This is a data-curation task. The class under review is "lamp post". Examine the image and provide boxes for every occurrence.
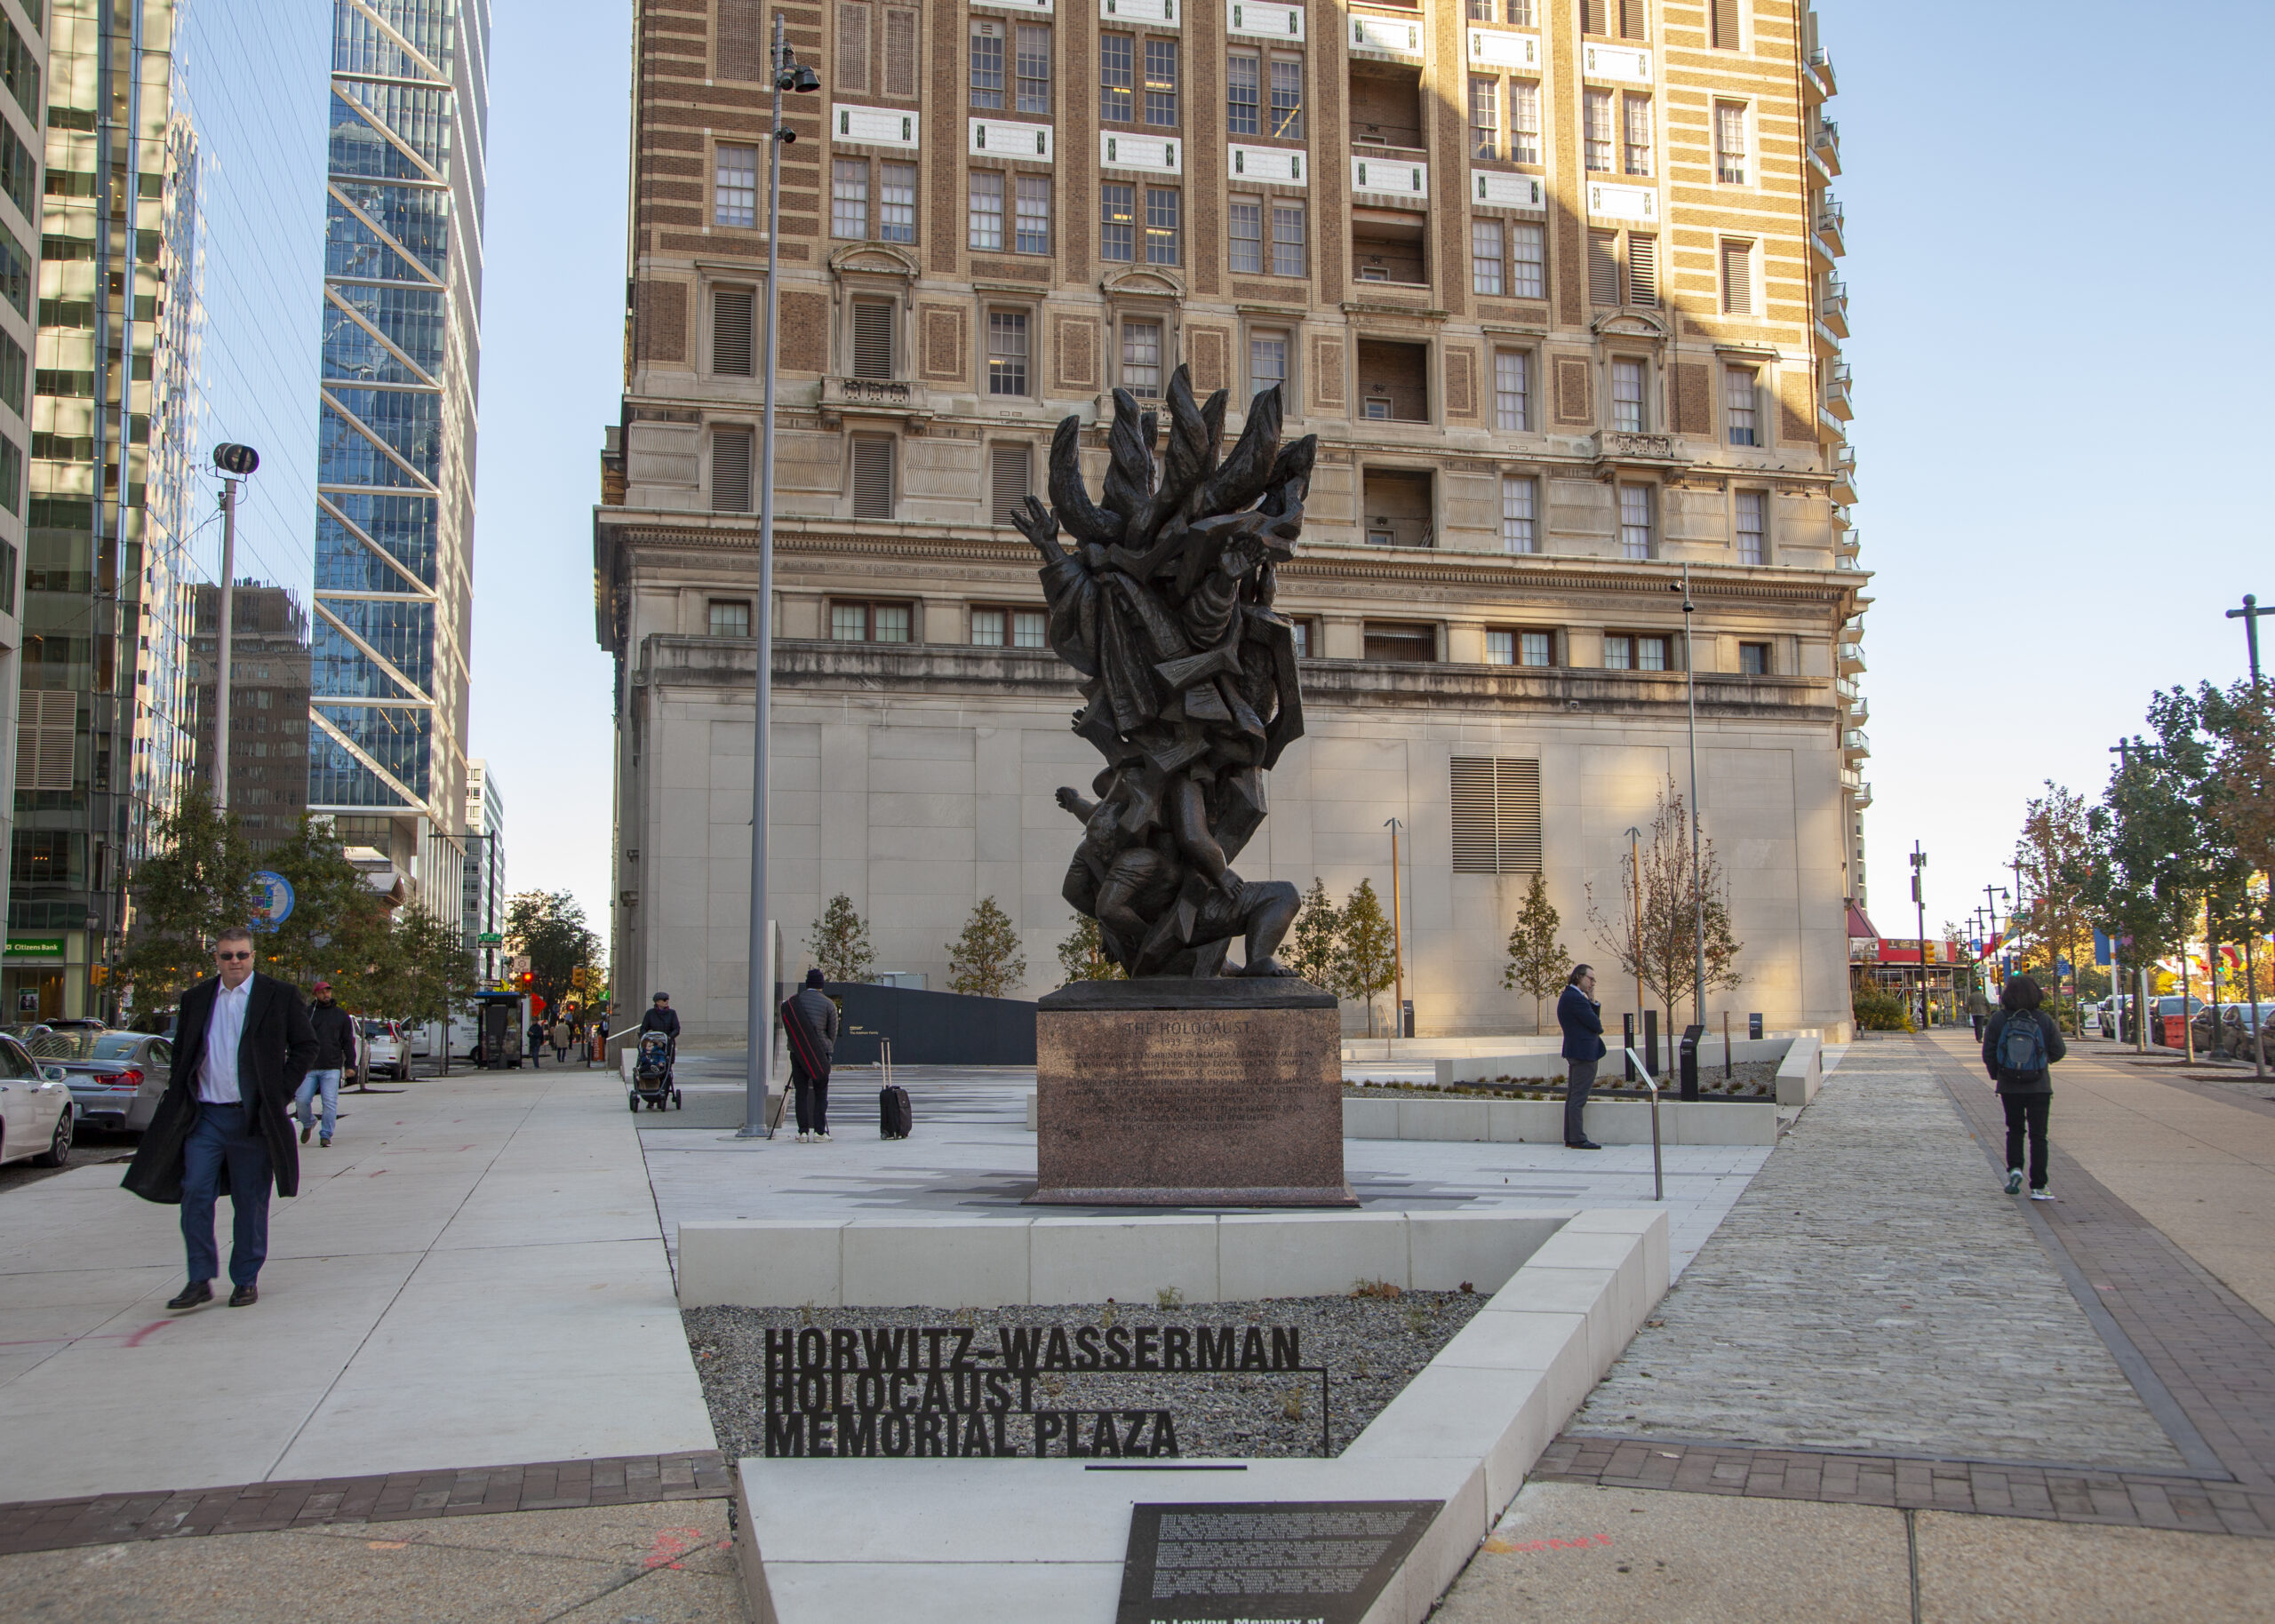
[1909,844,1928,1029]
[1384,816,1405,1042]
[1625,824,1645,1047]
[1983,883,2008,991]
[2228,593,2268,686]
[209,443,259,809]
[1672,566,1704,1023]
[739,21,823,1141]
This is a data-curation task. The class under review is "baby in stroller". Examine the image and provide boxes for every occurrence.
[630,1030,681,1111]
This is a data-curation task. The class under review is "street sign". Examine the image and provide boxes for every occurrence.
[477,932,504,945]
[251,871,295,929]
[510,954,531,975]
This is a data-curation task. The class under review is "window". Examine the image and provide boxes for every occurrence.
[851,438,896,518]
[713,286,755,378]
[714,145,758,227]
[971,606,1049,648]
[990,442,1033,524]
[1739,641,1771,676]
[833,600,911,641]
[969,171,1005,251]
[1364,622,1436,662]
[833,159,869,239]
[1145,187,1181,265]
[1509,81,1541,164]
[1622,93,1652,176]
[1363,399,1391,422]
[1469,76,1499,159]
[1449,757,1543,873]
[1017,23,1052,114]
[1250,330,1289,397]
[1715,102,1748,184]
[1603,634,1668,671]
[1494,351,1529,432]
[708,600,752,639]
[970,19,1004,108]
[1145,39,1178,126]
[988,310,1029,394]
[1626,234,1657,307]
[1100,183,1135,261]
[1467,0,1495,18]
[1099,34,1133,123]
[1617,484,1654,560]
[851,299,893,379]
[1500,473,1537,552]
[1228,53,1259,136]
[1712,0,1742,50]
[880,162,917,243]
[1015,176,1051,255]
[1230,198,1263,273]
[1510,222,1545,299]
[1486,629,1515,665]
[1520,630,1554,667]
[1122,320,1163,398]
[1611,359,1645,432]
[1270,57,1304,138]
[1289,619,1313,658]
[1472,219,1504,294]
[1272,204,1305,276]
[1720,239,1754,315]
[1588,229,1621,305]
[1726,366,1759,446]
[712,426,754,513]
[1584,90,1613,172]
[1736,490,1767,565]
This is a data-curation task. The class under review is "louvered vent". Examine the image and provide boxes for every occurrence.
[1626,235,1657,307]
[884,7,919,96]
[1720,240,1752,315]
[1449,757,1543,875]
[852,436,894,518]
[1587,231,1621,306]
[713,286,754,378]
[1712,0,1741,48]
[17,689,76,792]
[990,442,1032,524]
[837,0,872,93]
[852,300,894,379]
[711,426,754,513]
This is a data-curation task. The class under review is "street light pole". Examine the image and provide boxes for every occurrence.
[209,444,258,809]
[1625,824,1646,1042]
[1384,816,1404,1042]
[1675,564,1704,1024]
[2228,593,2267,686]
[1910,844,1928,1029]
[739,21,819,1140]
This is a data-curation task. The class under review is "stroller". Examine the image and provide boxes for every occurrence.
[630,1031,682,1111]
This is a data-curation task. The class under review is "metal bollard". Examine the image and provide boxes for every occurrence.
[1624,1047,1663,1202]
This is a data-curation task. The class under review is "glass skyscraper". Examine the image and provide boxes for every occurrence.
[311,0,488,907]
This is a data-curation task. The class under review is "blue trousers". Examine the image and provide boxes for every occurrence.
[295,1069,342,1139]
[180,1103,272,1288]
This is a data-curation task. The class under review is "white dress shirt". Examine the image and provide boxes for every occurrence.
[197,977,254,1104]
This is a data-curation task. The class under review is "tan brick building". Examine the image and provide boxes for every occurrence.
[595,0,1866,1039]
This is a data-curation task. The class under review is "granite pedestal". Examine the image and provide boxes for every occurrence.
[1028,978,1355,1206]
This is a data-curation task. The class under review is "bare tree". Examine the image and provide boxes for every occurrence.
[1585,777,1744,1036]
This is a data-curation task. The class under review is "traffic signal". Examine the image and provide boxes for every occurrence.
[519,970,534,990]
[571,966,587,988]
[87,964,108,986]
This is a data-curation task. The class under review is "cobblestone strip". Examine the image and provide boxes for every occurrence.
[1569,1046,2186,1471]
[1534,1436,2275,1538]
[0,1452,733,1557]
[1924,1040,2275,1491]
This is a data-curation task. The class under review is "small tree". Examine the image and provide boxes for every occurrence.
[386,905,479,1073]
[1055,913,1125,983]
[947,896,1027,998]
[807,894,877,983]
[1336,879,1398,1036]
[1585,777,1744,1037]
[505,890,603,1023]
[119,784,264,1013]
[1501,872,1571,1033]
[1286,878,1342,992]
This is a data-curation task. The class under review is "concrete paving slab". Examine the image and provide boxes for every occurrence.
[1912,1507,2275,1622]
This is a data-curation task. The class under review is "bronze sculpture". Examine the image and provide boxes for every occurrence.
[1012,366,1316,979]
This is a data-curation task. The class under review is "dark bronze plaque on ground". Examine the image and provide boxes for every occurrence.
[1115,1500,1441,1624]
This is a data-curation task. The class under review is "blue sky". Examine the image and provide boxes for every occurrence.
[175,0,2275,951]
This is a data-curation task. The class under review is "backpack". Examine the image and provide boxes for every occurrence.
[1998,1012,2048,1079]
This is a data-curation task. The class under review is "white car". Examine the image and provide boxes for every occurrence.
[359,1019,411,1081]
[0,1032,76,1168]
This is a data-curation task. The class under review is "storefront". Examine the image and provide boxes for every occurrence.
[3,932,86,1023]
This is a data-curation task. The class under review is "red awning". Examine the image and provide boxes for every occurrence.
[1847,903,1880,939]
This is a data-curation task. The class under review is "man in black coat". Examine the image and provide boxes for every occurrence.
[124,927,320,1310]
[1555,963,1607,1150]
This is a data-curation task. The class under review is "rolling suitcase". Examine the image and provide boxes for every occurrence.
[878,1039,911,1138]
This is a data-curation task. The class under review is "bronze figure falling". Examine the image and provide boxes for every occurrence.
[1011,366,1318,979]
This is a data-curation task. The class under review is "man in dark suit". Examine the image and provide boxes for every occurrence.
[124,926,319,1309]
[1556,963,1607,1151]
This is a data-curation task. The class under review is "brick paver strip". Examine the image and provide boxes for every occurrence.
[0,1452,732,1557]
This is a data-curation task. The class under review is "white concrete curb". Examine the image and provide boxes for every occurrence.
[732,1206,1671,1624]
[1775,1034,1824,1106]
[1343,1095,1777,1146]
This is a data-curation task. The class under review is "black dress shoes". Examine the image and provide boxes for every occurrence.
[1567,1140,1604,1150]
[167,1281,213,1310]
[229,1283,259,1308]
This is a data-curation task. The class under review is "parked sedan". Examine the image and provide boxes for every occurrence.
[26,1029,172,1134]
[361,1019,411,1081]
[0,1033,76,1168]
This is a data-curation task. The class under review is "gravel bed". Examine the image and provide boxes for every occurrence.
[1345,1058,1780,1100]
[685,1290,1489,1461]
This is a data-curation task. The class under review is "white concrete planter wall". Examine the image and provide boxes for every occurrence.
[1342,1095,1776,1146]
[1775,1034,1824,1106]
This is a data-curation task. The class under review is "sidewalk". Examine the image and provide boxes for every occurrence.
[0,1068,714,1505]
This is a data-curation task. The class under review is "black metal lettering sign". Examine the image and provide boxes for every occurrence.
[761,1321,1329,1457]
[1115,1501,1441,1624]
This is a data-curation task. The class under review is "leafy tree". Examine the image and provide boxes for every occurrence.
[946,896,1026,999]
[505,891,604,1022]
[1585,777,1744,1036]
[807,894,877,983]
[2014,783,2095,1021]
[1285,878,1342,992]
[1335,879,1398,1036]
[1500,872,1571,1033]
[1055,913,1126,983]
[119,784,263,1012]
[385,905,481,1072]
[256,816,397,1014]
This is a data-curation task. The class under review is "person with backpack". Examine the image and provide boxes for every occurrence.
[780,968,838,1143]
[1982,973,2065,1199]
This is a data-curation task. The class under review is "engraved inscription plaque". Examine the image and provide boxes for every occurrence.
[1115,1501,1442,1624]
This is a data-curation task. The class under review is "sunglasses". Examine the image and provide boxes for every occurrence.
[216,951,253,961]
